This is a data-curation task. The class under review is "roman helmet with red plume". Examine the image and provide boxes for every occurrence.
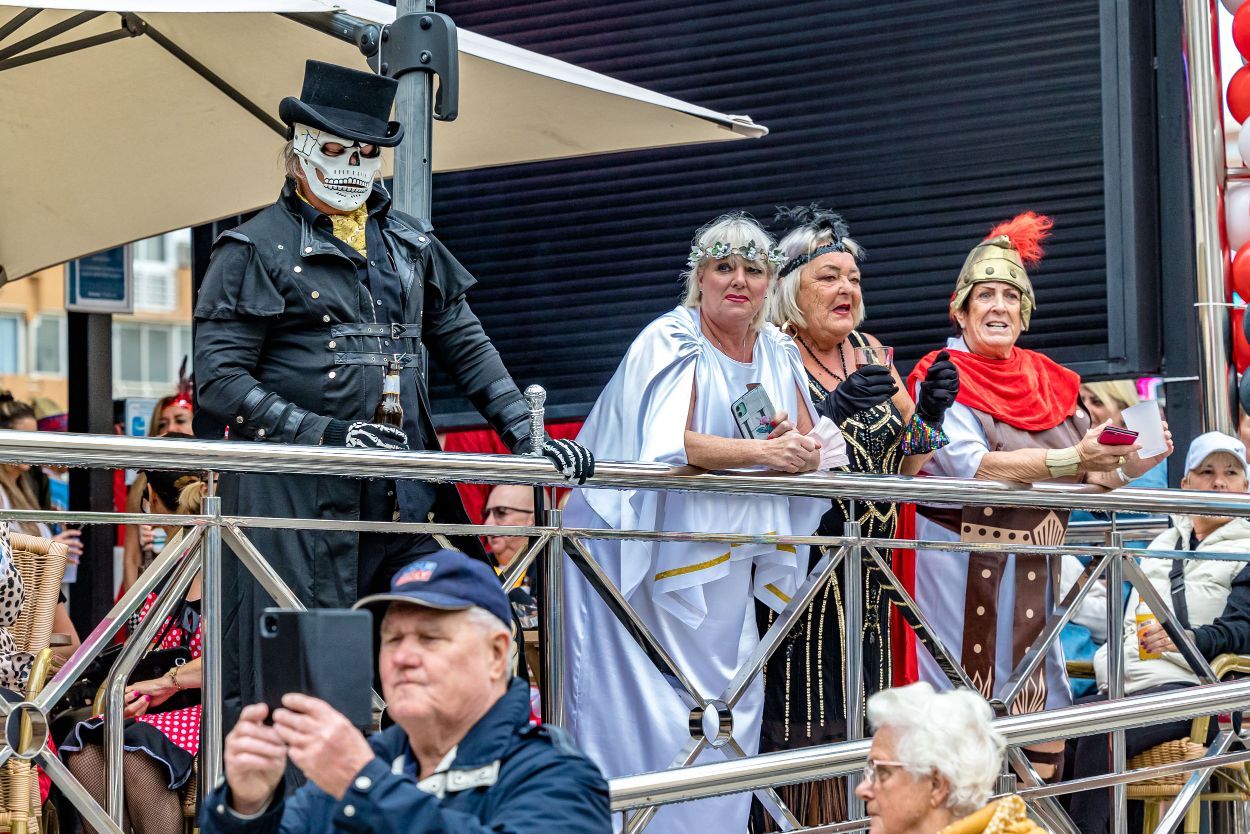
[949,211,1053,330]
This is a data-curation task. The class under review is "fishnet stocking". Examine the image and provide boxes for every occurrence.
[65,744,184,834]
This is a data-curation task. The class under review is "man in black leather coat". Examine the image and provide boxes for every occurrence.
[193,60,592,722]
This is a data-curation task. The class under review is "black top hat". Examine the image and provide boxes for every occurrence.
[279,60,404,147]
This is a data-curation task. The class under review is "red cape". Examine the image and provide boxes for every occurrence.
[907,345,1079,432]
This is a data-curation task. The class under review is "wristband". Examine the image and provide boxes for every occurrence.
[899,414,950,456]
[1045,447,1081,478]
[1114,466,1131,486]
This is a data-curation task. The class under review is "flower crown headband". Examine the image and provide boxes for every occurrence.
[687,240,786,269]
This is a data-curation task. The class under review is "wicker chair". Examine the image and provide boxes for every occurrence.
[1123,654,1250,834]
[1066,655,1250,834]
[0,532,67,834]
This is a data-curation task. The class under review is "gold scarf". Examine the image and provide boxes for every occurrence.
[939,796,1047,834]
[329,204,369,256]
[297,190,369,256]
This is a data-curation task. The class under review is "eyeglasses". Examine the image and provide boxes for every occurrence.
[482,506,533,523]
[861,758,908,786]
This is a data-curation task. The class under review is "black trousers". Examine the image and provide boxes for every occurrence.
[218,475,440,739]
[1063,682,1214,834]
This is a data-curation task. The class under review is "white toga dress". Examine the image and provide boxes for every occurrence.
[560,305,827,834]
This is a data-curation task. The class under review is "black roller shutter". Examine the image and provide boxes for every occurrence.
[428,0,1144,426]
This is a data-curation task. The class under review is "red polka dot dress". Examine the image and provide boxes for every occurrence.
[59,592,202,789]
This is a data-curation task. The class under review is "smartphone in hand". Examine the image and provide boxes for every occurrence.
[1098,425,1139,446]
[258,609,373,729]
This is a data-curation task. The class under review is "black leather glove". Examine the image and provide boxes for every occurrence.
[532,437,595,485]
[916,350,960,424]
[826,364,897,422]
[322,420,409,450]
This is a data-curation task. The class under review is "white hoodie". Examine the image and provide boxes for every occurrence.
[1094,515,1250,693]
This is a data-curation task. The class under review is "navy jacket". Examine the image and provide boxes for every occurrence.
[200,679,610,834]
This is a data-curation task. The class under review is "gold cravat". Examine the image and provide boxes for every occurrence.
[329,204,370,256]
[297,190,369,256]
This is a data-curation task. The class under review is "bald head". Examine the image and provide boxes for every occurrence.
[483,485,535,567]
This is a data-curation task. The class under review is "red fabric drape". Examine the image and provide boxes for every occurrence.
[439,420,584,525]
[891,503,919,685]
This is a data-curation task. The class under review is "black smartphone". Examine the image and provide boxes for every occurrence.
[258,609,373,729]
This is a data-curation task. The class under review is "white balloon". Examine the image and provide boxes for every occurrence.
[1241,123,1250,168]
[1229,183,1250,251]
[1223,0,1248,13]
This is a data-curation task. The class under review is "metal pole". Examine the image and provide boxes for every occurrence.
[391,0,435,221]
[1106,532,1126,834]
[542,508,565,727]
[843,517,864,818]
[524,384,563,723]
[1181,0,1234,434]
[201,487,224,790]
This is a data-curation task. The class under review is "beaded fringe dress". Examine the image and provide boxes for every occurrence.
[753,331,903,830]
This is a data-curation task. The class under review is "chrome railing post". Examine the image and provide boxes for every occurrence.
[843,516,864,818]
[542,507,565,726]
[1181,0,1234,434]
[524,384,566,726]
[1106,531,1127,834]
[202,477,224,790]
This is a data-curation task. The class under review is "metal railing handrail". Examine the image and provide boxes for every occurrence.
[608,678,1250,810]
[1,427,1242,833]
[0,429,1243,518]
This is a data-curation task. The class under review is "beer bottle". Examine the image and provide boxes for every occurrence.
[374,357,404,427]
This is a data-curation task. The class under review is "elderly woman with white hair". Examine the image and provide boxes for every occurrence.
[754,207,960,829]
[561,212,839,834]
[857,682,1046,834]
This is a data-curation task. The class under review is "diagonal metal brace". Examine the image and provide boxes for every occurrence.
[1151,730,1236,834]
[996,555,1110,712]
[565,537,704,709]
[717,545,845,710]
[1006,747,1080,834]
[1122,558,1218,684]
[864,546,977,692]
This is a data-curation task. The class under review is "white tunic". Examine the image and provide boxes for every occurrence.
[913,338,1072,711]
[561,306,826,833]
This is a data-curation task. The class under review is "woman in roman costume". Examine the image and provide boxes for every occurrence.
[906,212,1171,780]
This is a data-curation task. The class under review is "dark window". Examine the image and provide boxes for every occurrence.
[417,1,1150,425]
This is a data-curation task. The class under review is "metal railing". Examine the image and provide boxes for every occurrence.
[1,427,1249,834]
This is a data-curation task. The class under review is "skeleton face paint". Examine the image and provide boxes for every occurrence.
[291,124,382,212]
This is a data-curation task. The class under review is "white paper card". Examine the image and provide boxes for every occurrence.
[807,416,850,470]
[1122,400,1167,458]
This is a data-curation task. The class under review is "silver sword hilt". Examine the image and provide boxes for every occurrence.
[524,385,547,457]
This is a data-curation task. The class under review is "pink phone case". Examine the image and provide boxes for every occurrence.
[1098,426,1139,445]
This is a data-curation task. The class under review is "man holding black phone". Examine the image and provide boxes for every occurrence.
[200,549,610,834]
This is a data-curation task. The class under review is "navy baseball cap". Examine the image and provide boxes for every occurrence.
[353,549,511,628]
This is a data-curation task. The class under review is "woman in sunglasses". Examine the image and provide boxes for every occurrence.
[855,682,1044,834]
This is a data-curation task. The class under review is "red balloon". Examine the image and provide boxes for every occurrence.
[1235,244,1250,301]
[1237,4,1250,60]
[1230,66,1250,124]
[1235,308,1250,373]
